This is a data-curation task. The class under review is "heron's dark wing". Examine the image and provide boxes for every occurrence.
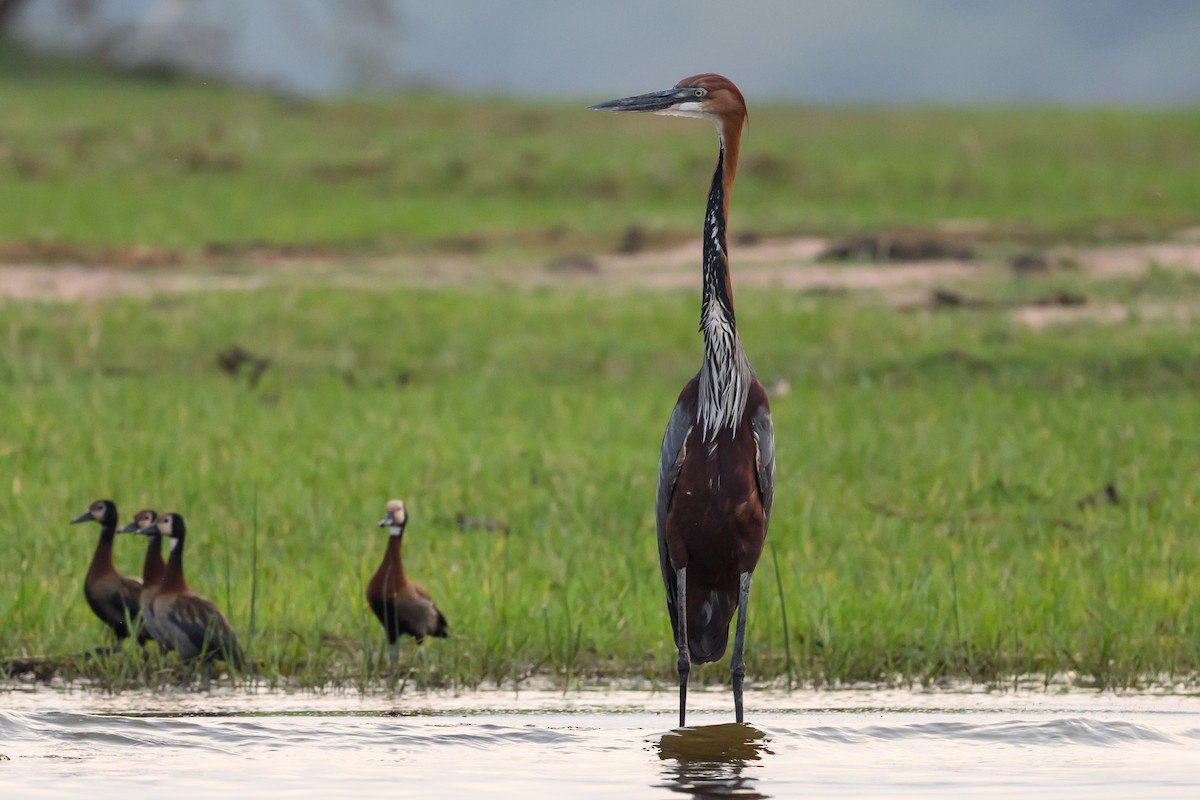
[656,400,693,548]
[656,385,696,636]
[751,402,776,529]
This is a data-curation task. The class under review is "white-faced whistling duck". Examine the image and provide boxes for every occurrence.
[138,512,244,686]
[70,499,148,651]
[367,500,449,676]
[592,75,776,726]
[118,508,168,651]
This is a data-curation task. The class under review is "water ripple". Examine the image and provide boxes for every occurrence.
[793,716,1180,747]
[4,702,1200,799]
[2,710,586,755]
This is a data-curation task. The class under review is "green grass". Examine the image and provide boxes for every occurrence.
[2,41,1199,693]
[2,271,1200,691]
[1,40,1198,254]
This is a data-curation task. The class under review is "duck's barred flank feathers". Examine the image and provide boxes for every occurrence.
[367,590,450,645]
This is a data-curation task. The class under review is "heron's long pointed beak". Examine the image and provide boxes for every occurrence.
[589,88,681,113]
[70,511,91,524]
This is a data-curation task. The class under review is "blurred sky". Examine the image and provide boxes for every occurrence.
[403,0,1200,104]
[12,0,1200,104]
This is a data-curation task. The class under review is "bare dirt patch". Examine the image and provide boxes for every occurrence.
[4,238,1200,331]
[0,265,272,301]
[1014,301,1197,329]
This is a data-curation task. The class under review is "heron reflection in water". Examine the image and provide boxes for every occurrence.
[655,722,772,799]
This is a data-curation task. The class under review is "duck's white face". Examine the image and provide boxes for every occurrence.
[379,499,408,534]
[71,499,116,526]
[141,512,180,538]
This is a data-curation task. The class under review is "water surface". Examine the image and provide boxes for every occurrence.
[3,687,1198,798]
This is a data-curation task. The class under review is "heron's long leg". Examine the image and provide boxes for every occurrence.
[675,566,690,729]
[731,571,752,724]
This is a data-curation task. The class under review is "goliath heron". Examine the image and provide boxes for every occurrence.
[591,74,776,727]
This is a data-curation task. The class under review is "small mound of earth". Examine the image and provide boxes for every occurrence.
[819,235,975,262]
[546,254,600,274]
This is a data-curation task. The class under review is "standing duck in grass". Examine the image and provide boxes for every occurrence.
[138,512,244,685]
[119,508,167,651]
[70,499,146,651]
[367,500,449,677]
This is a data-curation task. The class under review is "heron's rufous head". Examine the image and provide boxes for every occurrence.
[589,73,746,137]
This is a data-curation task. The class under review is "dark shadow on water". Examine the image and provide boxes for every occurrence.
[654,722,772,799]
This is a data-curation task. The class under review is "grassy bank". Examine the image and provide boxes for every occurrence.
[2,41,1199,255]
[3,41,1198,693]
[2,270,1199,691]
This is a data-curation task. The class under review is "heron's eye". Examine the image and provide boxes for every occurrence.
[694,89,705,98]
